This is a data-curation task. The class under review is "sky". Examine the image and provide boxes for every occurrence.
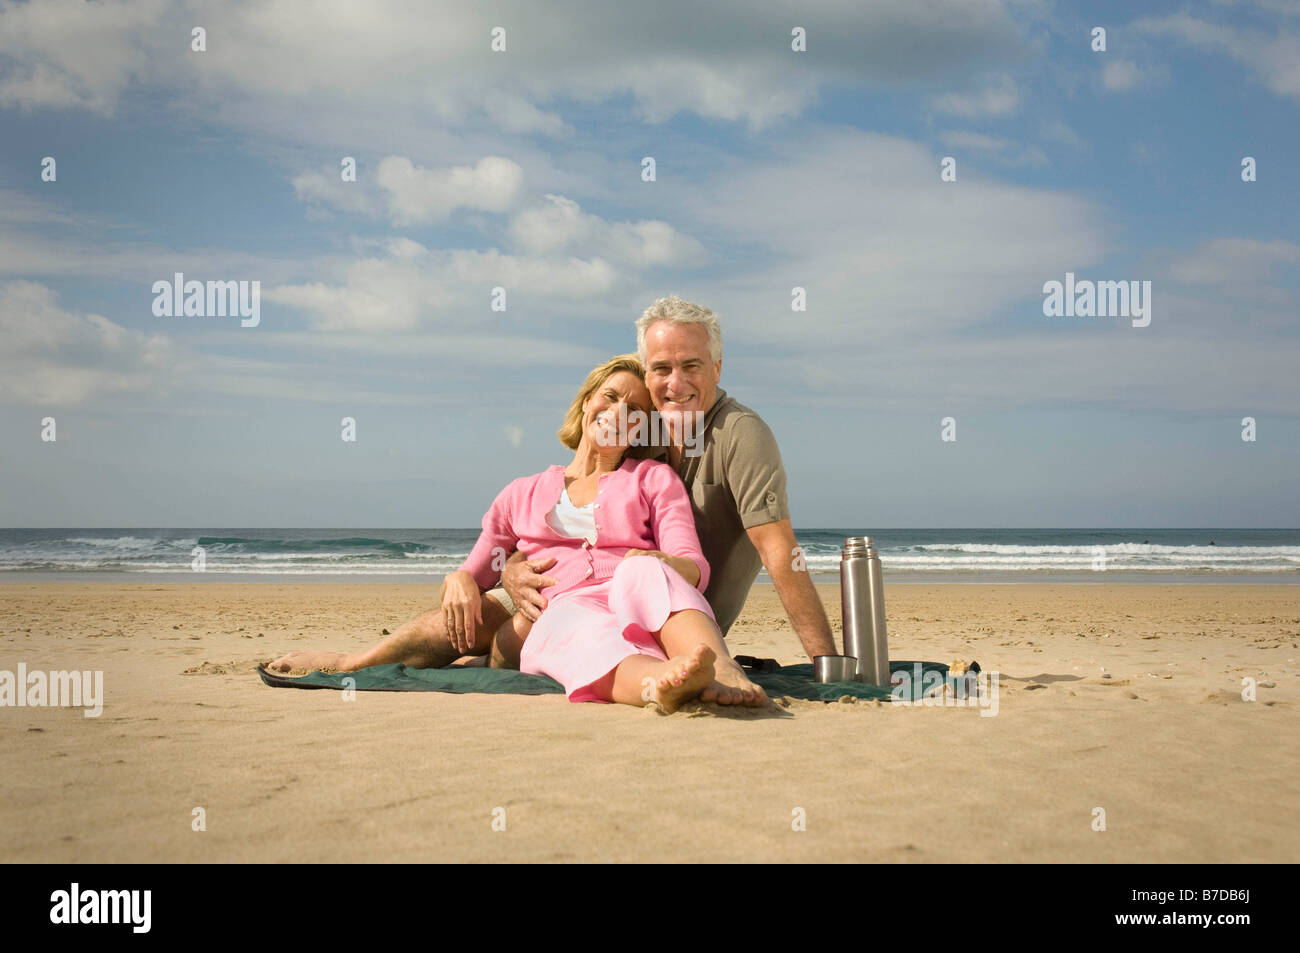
[0,0,1297,528]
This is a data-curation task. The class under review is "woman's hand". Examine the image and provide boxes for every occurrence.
[623,548,663,560]
[441,570,483,656]
[623,549,700,588]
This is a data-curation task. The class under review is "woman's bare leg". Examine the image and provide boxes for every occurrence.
[656,608,767,706]
[605,644,715,712]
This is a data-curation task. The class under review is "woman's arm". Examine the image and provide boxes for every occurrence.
[639,462,710,592]
[624,548,700,587]
[459,479,523,591]
[450,477,525,652]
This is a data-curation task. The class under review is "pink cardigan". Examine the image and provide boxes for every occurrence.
[459,457,710,601]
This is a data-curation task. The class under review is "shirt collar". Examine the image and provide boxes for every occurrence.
[701,388,729,429]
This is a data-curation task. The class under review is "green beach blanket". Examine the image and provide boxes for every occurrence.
[257,660,955,703]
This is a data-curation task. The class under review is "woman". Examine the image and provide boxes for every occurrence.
[441,355,757,711]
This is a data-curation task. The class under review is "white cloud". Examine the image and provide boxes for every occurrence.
[375,156,524,226]
[932,74,1019,117]
[0,0,167,115]
[288,157,705,269]
[1101,59,1142,91]
[1040,119,1085,150]
[1210,0,1300,17]
[291,168,382,217]
[508,194,707,266]
[1159,238,1300,287]
[0,189,104,228]
[939,130,1045,165]
[687,127,1106,347]
[264,241,621,332]
[715,225,1300,416]
[481,91,573,137]
[616,59,818,130]
[940,131,1012,152]
[0,281,175,404]
[740,327,1300,417]
[291,155,526,223]
[0,224,323,289]
[1135,13,1300,101]
[0,0,1028,132]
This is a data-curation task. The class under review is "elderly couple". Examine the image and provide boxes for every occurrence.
[270,296,836,711]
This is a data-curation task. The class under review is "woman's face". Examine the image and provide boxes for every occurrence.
[583,370,652,450]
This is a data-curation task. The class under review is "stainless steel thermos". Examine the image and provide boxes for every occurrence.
[840,536,890,685]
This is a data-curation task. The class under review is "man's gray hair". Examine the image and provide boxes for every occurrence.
[636,295,723,364]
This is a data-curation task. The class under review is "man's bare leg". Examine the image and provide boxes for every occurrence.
[656,608,767,707]
[268,593,514,674]
[699,651,767,706]
[488,612,532,670]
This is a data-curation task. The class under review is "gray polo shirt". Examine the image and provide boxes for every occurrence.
[672,390,790,635]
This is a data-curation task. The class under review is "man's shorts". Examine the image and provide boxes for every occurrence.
[485,587,516,616]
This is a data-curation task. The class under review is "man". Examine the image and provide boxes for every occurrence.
[270,296,836,702]
[634,296,836,653]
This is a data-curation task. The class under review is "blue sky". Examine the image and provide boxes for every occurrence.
[1,0,1297,528]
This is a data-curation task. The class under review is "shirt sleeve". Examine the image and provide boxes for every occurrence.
[458,479,521,591]
[722,413,791,530]
[642,462,710,592]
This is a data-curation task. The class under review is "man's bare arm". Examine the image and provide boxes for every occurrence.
[746,518,837,659]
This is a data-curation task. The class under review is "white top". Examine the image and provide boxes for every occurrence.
[546,485,597,543]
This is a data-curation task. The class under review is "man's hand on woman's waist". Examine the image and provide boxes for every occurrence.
[501,549,558,622]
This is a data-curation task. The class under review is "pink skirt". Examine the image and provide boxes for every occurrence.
[520,555,716,702]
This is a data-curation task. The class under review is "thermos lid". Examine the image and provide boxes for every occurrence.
[842,536,876,556]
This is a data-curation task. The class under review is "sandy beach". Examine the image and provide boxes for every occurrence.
[2,581,1297,863]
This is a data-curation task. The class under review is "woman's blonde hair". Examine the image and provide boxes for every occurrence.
[557,354,647,451]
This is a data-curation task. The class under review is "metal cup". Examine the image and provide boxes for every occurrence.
[814,655,859,684]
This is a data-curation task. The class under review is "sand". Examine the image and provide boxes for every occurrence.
[2,581,1297,863]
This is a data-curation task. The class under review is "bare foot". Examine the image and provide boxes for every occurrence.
[267,650,352,674]
[701,659,768,707]
[653,645,716,713]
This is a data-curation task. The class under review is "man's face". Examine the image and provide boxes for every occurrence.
[643,321,721,419]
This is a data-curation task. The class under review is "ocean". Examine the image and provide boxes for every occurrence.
[1,528,1296,583]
